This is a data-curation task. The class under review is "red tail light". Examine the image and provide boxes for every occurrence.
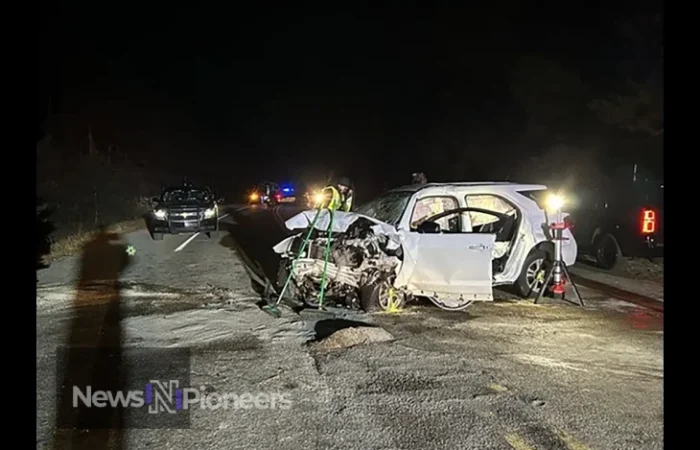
[641,208,656,234]
[563,216,574,229]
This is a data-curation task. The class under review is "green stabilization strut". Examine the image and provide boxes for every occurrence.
[262,208,335,317]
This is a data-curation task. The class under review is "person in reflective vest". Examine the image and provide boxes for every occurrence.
[319,176,354,212]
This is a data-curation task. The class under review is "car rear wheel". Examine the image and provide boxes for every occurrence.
[594,233,625,271]
[514,250,549,298]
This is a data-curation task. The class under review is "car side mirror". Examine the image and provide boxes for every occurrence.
[417,221,440,234]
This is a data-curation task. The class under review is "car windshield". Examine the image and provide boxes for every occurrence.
[354,191,413,226]
[162,189,209,202]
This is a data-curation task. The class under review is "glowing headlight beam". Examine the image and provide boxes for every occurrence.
[154,209,166,219]
[545,194,565,212]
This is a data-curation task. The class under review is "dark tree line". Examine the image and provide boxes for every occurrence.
[37,6,662,206]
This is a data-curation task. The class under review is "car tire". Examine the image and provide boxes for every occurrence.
[594,233,625,271]
[152,232,163,241]
[360,279,403,312]
[514,250,550,298]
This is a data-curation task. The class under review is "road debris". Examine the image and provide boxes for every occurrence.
[312,325,394,350]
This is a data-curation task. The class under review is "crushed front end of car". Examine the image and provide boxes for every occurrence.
[272,211,403,311]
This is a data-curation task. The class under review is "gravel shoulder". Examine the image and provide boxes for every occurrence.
[571,257,664,302]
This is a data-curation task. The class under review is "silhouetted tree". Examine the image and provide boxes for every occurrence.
[589,12,663,137]
[510,55,591,141]
[589,79,663,137]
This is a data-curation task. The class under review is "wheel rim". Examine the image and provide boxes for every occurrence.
[525,258,546,293]
[377,282,402,310]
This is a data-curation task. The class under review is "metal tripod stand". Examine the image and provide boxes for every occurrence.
[534,209,584,306]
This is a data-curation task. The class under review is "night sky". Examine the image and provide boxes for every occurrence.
[37,4,663,199]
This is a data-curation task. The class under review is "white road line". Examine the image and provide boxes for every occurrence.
[173,212,230,253]
[272,205,287,230]
[174,233,200,252]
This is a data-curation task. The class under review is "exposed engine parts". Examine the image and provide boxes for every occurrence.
[279,218,402,310]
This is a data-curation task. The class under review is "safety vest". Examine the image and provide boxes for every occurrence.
[320,186,352,212]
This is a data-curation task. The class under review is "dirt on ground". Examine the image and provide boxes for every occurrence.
[577,255,664,284]
[312,326,395,351]
[620,257,664,283]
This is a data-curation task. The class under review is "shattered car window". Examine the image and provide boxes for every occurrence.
[353,191,413,226]
[410,196,459,229]
[465,194,516,227]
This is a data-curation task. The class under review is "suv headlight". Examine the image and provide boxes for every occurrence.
[204,207,216,219]
[154,209,167,219]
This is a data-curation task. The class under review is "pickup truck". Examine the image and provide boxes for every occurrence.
[572,170,663,270]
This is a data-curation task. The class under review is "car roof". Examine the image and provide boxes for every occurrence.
[388,182,548,193]
[163,185,208,192]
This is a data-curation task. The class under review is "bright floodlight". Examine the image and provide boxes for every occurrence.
[546,194,565,211]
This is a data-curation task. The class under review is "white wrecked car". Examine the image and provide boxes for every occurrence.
[272,182,577,311]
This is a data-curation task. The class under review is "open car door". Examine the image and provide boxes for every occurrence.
[401,207,512,310]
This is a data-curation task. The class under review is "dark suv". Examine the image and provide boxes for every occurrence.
[149,186,222,240]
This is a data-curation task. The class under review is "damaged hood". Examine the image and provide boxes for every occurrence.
[273,210,402,254]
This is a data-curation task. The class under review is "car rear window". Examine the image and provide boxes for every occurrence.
[516,189,549,209]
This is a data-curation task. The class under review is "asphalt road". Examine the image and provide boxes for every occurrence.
[36,204,664,450]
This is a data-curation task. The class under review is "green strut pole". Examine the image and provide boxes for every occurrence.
[317,209,335,310]
[274,208,323,306]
